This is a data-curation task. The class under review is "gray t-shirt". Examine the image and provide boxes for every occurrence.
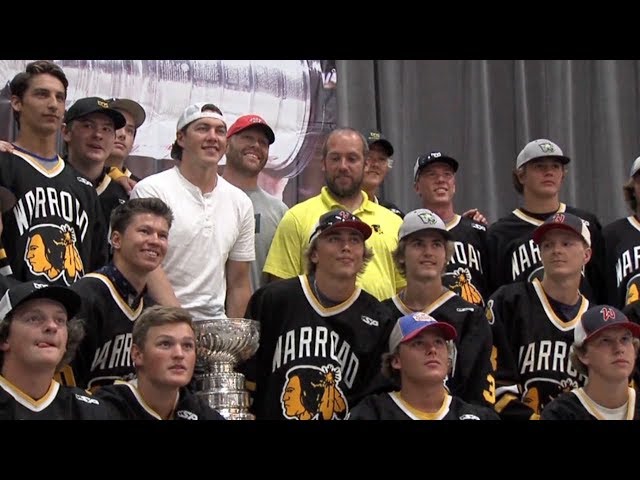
[244,187,288,291]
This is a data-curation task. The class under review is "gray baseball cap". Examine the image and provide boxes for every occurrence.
[516,139,570,169]
[398,208,452,241]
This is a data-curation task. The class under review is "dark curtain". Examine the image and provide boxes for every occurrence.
[336,60,640,226]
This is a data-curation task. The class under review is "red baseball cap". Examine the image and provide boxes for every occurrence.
[227,114,275,145]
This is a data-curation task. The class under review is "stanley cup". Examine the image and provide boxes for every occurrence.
[193,318,260,420]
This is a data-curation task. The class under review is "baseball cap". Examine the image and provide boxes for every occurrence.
[413,152,459,181]
[309,209,372,244]
[364,129,393,157]
[64,97,126,130]
[532,212,591,247]
[107,98,146,129]
[398,208,452,242]
[176,102,226,131]
[516,139,570,169]
[171,102,226,160]
[0,281,82,320]
[629,156,640,178]
[574,305,640,347]
[227,114,275,145]
[388,312,457,352]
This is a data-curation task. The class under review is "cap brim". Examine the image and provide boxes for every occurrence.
[532,223,582,245]
[18,286,82,319]
[369,139,394,157]
[67,108,126,131]
[415,156,459,180]
[402,227,452,242]
[403,322,457,343]
[109,99,146,129]
[313,221,372,243]
[583,321,640,345]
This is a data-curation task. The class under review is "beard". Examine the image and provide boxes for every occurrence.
[325,172,363,199]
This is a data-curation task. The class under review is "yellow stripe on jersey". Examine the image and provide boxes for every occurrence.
[512,202,567,226]
[532,278,588,331]
[83,273,144,320]
[12,150,65,177]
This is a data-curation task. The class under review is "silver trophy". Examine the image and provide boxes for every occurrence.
[193,318,260,420]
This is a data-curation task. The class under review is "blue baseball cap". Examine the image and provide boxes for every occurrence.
[388,312,457,352]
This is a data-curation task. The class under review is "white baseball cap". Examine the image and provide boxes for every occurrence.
[516,139,570,169]
[398,208,452,242]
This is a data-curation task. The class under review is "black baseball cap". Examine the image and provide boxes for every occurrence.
[413,152,459,180]
[106,98,146,129]
[0,281,82,320]
[364,129,394,157]
[64,97,126,130]
[309,209,372,244]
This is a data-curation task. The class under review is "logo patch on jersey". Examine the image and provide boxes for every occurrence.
[471,223,486,231]
[24,223,84,285]
[75,393,99,405]
[77,176,93,187]
[485,299,494,325]
[625,274,640,305]
[459,414,480,420]
[281,364,348,420]
[523,377,579,415]
[361,315,379,327]
[444,268,484,306]
[176,410,198,420]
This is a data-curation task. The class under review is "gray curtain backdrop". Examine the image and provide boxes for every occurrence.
[336,60,640,226]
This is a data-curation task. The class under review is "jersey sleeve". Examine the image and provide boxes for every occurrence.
[487,288,538,420]
[455,308,496,407]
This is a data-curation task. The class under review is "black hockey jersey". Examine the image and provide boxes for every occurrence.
[383,291,495,407]
[541,387,640,420]
[442,214,489,306]
[0,149,108,286]
[486,203,605,303]
[603,216,640,308]
[240,275,394,420]
[0,376,110,420]
[488,279,590,420]
[96,171,129,229]
[95,380,225,420]
[349,391,499,420]
[70,266,152,390]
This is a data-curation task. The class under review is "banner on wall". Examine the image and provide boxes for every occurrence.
[0,60,337,206]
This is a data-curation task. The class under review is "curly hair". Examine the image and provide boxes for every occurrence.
[304,236,374,276]
[0,310,85,373]
[382,339,456,386]
[569,337,640,377]
[392,236,455,278]
[623,178,637,213]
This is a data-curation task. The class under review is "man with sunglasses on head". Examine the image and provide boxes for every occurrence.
[241,209,394,420]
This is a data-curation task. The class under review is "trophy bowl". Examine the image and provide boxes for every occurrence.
[193,318,260,420]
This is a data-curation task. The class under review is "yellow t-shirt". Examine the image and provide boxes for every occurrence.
[263,187,405,300]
